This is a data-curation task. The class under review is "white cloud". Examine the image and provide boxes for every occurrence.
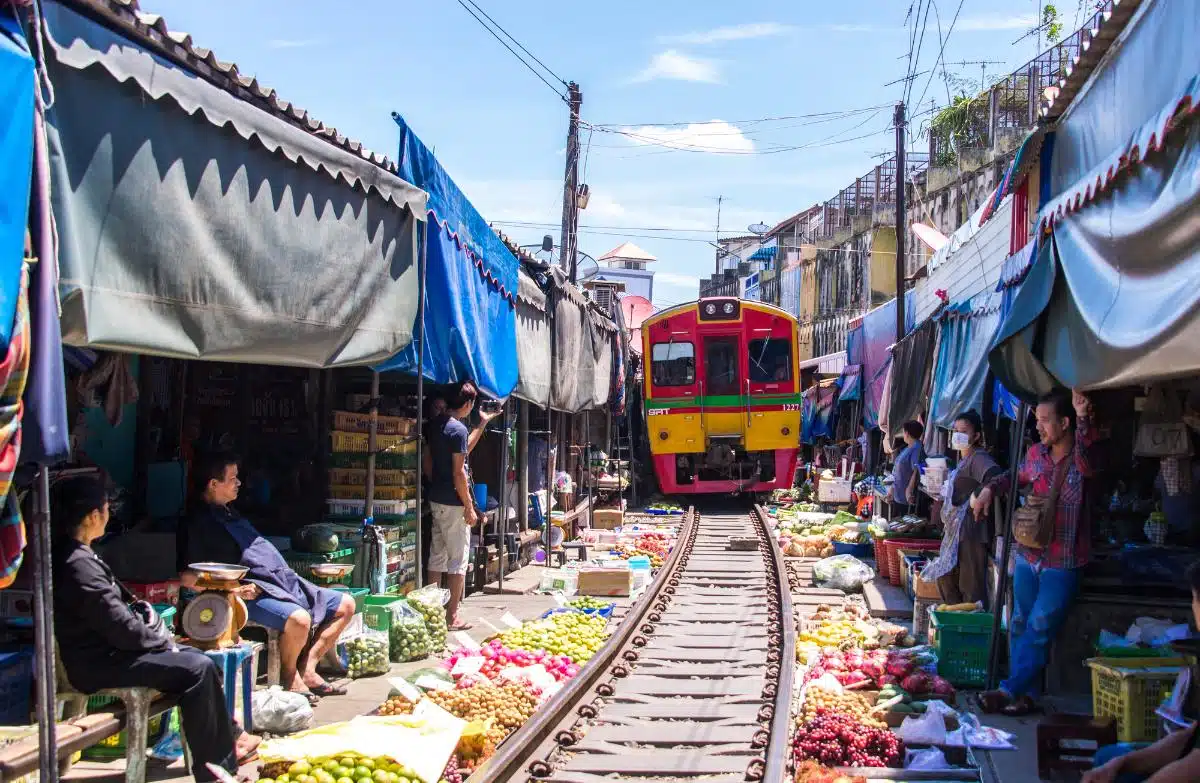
[956,13,1037,31]
[631,50,722,84]
[618,120,755,153]
[266,38,320,49]
[657,22,793,46]
[655,272,702,287]
[828,23,877,32]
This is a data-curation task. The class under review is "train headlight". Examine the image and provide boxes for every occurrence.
[658,431,669,441]
[723,302,735,314]
[781,427,791,436]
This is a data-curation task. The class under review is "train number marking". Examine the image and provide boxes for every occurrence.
[782,404,800,412]
[647,408,669,416]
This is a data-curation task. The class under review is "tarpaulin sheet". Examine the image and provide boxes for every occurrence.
[835,364,861,403]
[993,112,1200,398]
[513,269,550,405]
[885,319,937,437]
[931,293,1002,427]
[0,15,34,354]
[859,292,915,430]
[375,115,518,398]
[802,381,838,444]
[548,268,614,413]
[1048,0,1200,200]
[991,284,1023,421]
[42,4,427,367]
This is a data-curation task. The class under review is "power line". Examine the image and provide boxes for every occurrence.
[586,104,893,130]
[495,220,741,234]
[905,0,934,106]
[914,0,966,112]
[585,119,891,157]
[458,0,568,87]
[452,0,566,101]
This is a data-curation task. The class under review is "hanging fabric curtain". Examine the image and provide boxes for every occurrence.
[42,4,427,367]
[513,269,550,405]
[802,381,838,444]
[835,364,862,403]
[886,319,938,437]
[931,293,1003,427]
[858,292,915,429]
[548,268,615,413]
[990,242,1036,421]
[0,13,34,356]
[376,114,519,398]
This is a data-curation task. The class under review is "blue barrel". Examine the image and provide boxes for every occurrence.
[473,483,488,509]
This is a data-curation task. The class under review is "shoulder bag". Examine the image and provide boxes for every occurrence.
[1012,451,1071,550]
[110,565,175,649]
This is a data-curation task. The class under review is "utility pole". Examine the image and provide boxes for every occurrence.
[560,82,583,282]
[714,195,724,276]
[893,101,907,343]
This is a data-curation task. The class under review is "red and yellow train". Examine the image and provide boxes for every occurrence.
[641,297,801,495]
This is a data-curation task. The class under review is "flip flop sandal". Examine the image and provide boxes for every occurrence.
[448,622,474,632]
[310,682,348,697]
[1000,696,1040,717]
[291,690,321,705]
[976,691,1010,714]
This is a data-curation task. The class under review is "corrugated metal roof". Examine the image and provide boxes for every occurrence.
[56,0,402,176]
[1040,0,1144,122]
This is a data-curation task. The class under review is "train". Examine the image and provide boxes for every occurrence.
[641,296,802,495]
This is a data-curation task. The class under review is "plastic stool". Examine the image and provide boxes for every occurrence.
[203,643,260,732]
[1036,713,1118,779]
[551,542,588,567]
[246,622,282,687]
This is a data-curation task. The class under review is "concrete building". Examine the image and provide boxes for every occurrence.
[590,242,657,303]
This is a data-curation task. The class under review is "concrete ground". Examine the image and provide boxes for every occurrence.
[62,581,579,783]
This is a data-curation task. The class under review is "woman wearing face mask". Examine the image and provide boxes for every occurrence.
[921,411,1011,605]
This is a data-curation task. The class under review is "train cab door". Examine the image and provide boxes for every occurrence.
[701,335,742,436]
[745,327,801,452]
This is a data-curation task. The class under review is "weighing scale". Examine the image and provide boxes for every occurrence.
[182,562,249,649]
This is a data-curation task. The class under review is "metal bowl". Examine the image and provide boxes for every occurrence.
[310,563,355,578]
[189,562,250,580]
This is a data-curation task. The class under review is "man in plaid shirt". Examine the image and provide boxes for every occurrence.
[981,389,1098,716]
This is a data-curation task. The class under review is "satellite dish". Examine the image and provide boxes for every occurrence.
[748,222,771,235]
[577,255,599,280]
[620,295,654,329]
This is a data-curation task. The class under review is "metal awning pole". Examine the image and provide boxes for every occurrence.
[496,401,511,593]
[544,282,557,562]
[365,371,379,521]
[986,402,1029,690]
[414,222,428,587]
[32,467,57,783]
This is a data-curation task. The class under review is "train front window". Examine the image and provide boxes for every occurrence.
[704,337,741,396]
[651,342,695,386]
[749,338,792,382]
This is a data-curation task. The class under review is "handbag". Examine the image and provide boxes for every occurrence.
[1012,451,1071,550]
[116,578,175,649]
[1135,385,1193,458]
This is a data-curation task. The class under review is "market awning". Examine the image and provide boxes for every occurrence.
[850,293,915,429]
[748,244,777,262]
[0,14,32,355]
[549,268,616,413]
[931,293,1002,427]
[799,351,846,374]
[835,364,861,403]
[513,268,550,406]
[886,318,937,437]
[43,3,428,368]
[374,115,519,399]
[802,379,838,444]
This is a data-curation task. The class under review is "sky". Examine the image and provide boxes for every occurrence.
[141,0,1084,309]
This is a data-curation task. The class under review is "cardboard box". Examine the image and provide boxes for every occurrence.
[591,508,624,530]
[577,567,632,597]
[817,478,852,503]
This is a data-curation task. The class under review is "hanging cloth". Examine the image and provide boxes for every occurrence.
[76,353,138,427]
[920,465,970,583]
[0,267,31,588]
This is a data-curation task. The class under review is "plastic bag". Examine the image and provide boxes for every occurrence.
[1126,617,1191,647]
[339,628,391,678]
[905,747,952,770]
[812,554,876,592]
[407,585,451,652]
[252,686,314,735]
[894,709,948,745]
[385,600,432,662]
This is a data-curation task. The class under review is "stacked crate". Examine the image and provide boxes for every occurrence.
[328,410,419,593]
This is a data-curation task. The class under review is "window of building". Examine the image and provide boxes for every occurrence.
[651,342,695,386]
[748,338,792,382]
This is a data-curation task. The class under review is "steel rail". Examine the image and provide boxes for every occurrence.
[467,503,796,783]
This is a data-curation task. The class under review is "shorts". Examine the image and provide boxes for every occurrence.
[245,587,345,632]
[428,502,472,575]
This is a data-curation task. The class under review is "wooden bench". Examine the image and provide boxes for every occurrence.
[0,694,179,782]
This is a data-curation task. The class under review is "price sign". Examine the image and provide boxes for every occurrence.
[500,612,523,629]
[450,655,486,677]
[387,677,422,703]
[454,631,482,651]
[414,674,454,692]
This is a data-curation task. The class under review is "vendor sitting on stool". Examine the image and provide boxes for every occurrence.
[1082,562,1200,782]
[177,452,355,704]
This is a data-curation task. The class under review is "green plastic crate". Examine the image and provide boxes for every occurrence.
[362,595,405,633]
[330,452,418,470]
[929,610,994,688]
[333,587,369,614]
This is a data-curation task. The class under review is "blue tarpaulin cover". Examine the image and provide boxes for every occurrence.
[857,293,915,429]
[377,115,519,399]
[0,14,33,354]
[802,381,838,444]
[930,293,1003,427]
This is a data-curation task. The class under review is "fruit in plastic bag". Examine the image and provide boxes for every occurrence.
[387,601,432,662]
[342,630,390,678]
[407,585,451,652]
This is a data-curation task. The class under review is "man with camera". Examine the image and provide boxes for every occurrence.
[426,381,499,630]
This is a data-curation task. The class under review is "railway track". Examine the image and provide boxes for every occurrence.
[469,504,795,783]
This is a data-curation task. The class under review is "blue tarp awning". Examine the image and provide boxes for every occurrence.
[376,115,519,399]
[856,292,915,429]
[0,14,34,354]
[835,364,861,403]
[930,293,1003,427]
[748,245,777,262]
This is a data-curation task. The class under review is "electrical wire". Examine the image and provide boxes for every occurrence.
[452,0,566,101]
[458,0,568,88]
[914,0,966,112]
[905,0,934,106]
[584,115,891,157]
[586,104,893,130]
[495,220,741,234]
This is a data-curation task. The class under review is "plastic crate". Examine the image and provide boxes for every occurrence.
[0,652,32,725]
[1087,657,1189,742]
[332,411,414,436]
[326,498,410,517]
[330,431,417,454]
[333,587,369,614]
[929,610,994,688]
[832,541,873,558]
[882,538,942,585]
[330,452,418,470]
[362,595,405,632]
[328,468,416,487]
[329,484,415,502]
[283,547,356,574]
[84,713,166,759]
